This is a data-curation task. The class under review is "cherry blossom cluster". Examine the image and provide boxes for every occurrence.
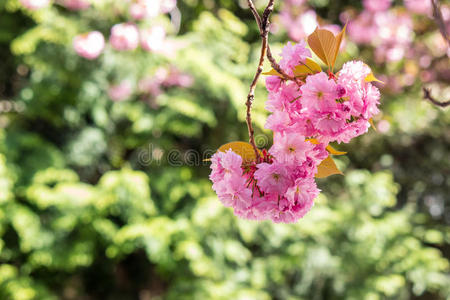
[264,44,380,144]
[210,40,381,223]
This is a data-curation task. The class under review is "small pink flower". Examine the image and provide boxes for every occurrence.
[279,41,311,75]
[286,177,318,212]
[254,162,292,195]
[270,133,315,164]
[265,110,292,133]
[140,26,166,52]
[265,76,282,92]
[110,23,139,51]
[73,31,105,60]
[300,72,338,112]
[108,81,133,101]
[19,0,50,10]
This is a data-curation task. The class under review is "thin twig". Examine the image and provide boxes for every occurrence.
[423,87,450,107]
[247,1,297,83]
[431,0,450,46]
[247,0,262,31]
[245,0,274,160]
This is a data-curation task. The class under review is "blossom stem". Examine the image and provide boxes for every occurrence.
[245,0,275,161]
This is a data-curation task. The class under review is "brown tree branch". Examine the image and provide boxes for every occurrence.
[245,0,275,161]
[431,0,450,46]
[246,1,297,83]
[423,87,450,107]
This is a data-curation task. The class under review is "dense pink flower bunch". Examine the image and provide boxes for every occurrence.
[210,39,381,223]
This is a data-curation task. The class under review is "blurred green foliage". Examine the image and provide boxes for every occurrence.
[0,0,449,299]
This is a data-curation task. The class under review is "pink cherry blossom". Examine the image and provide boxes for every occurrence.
[300,72,338,112]
[270,133,315,164]
[254,162,292,195]
[73,31,105,60]
[285,177,319,216]
[279,41,311,75]
[265,76,282,93]
[264,110,292,133]
[110,23,139,51]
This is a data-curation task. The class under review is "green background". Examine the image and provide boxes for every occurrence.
[0,0,449,299]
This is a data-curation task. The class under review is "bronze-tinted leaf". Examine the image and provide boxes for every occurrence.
[307,28,336,68]
[365,73,384,84]
[326,145,347,155]
[306,138,346,155]
[217,141,260,164]
[293,58,322,76]
[332,23,347,68]
[262,69,282,77]
[369,118,377,132]
[315,156,343,178]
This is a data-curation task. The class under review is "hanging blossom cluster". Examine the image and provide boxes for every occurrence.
[210,26,382,223]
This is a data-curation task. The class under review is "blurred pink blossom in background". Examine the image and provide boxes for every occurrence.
[73,31,105,60]
[363,0,392,12]
[404,0,432,16]
[61,0,90,10]
[279,9,317,41]
[110,23,139,51]
[108,81,133,101]
[138,67,193,98]
[346,11,377,44]
[19,0,50,10]
[160,0,177,13]
[347,9,413,63]
[140,26,166,52]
